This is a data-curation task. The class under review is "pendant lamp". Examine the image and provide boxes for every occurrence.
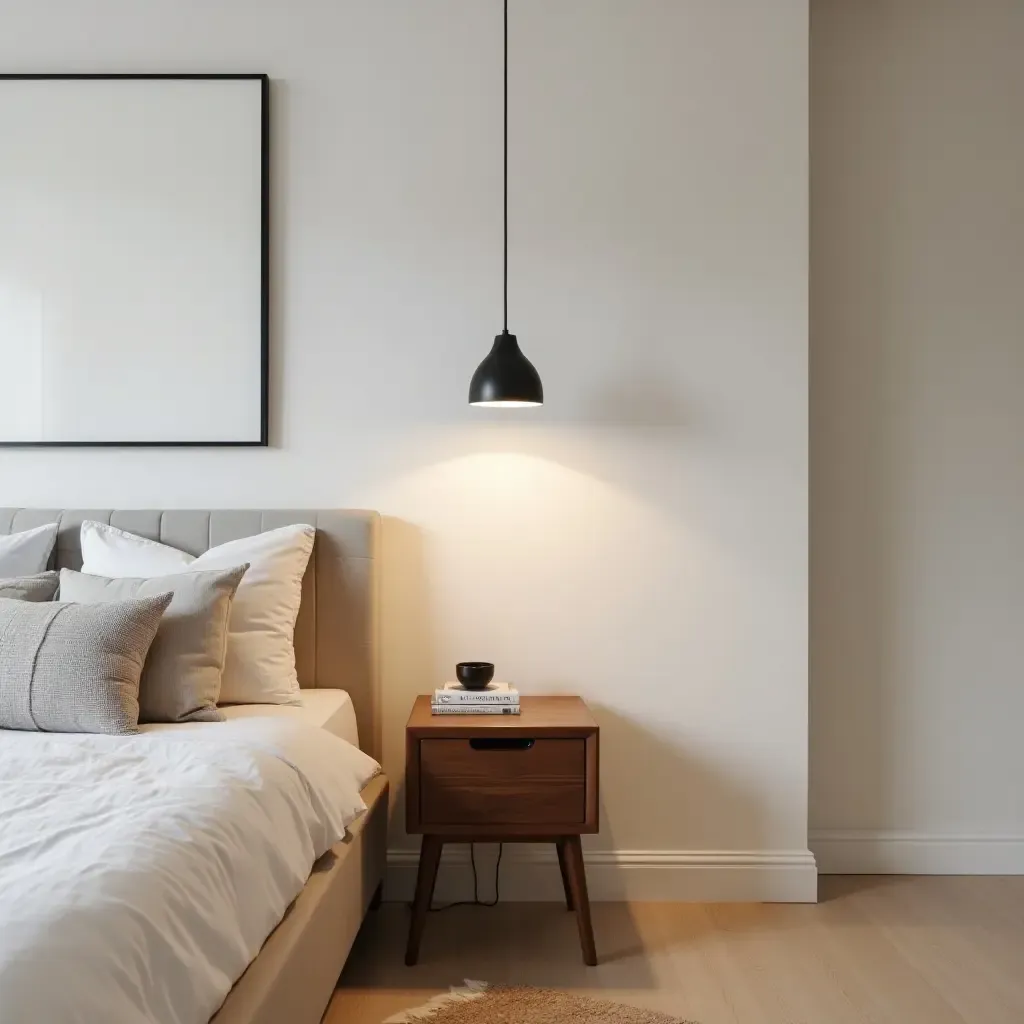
[469,0,544,407]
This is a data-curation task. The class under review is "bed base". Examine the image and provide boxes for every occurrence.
[210,774,389,1024]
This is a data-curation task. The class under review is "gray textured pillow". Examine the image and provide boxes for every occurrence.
[0,593,171,734]
[0,571,60,602]
[59,565,249,724]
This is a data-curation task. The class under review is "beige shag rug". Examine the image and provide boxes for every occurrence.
[383,981,696,1024]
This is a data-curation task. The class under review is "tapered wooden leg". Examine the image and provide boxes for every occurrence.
[369,881,383,910]
[563,835,597,965]
[556,838,575,911]
[405,836,443,965]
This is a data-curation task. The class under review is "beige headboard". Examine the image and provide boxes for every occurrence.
[0,508,381,759]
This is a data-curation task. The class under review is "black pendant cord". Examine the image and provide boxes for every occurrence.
[503,0,508,334]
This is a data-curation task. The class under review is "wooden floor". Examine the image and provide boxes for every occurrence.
[326,876,1024,1024]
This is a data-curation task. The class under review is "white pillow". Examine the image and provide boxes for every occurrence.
[0,523,58,577]
[80,521,316,705]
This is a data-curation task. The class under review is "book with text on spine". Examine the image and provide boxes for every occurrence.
[433,681,519,705]
[430,703,521,715]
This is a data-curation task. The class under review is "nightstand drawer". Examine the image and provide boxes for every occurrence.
[419,737,586,826]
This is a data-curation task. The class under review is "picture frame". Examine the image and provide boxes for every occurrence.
[0,73,269,446]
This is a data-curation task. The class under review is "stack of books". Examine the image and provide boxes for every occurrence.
[431,681,521,715]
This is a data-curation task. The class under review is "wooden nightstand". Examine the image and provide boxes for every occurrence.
[404,694,599,966]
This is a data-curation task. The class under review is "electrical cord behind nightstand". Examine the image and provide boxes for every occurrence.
[428,843,503,912]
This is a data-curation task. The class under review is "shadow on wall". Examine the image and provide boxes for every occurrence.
[379,515,437,843]
[585,703,768,863]
[807,0,899,843]
[267,77,291,449]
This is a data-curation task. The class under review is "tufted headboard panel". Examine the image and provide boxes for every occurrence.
[0,508,381,759]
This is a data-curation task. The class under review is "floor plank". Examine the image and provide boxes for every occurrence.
[325,876,1024,1024]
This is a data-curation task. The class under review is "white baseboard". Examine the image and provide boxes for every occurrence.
[384,846,818,903]
[810,830,1024,874]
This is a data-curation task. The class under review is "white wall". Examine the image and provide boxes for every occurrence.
[0,0,811,899]
[811,0,1024,873]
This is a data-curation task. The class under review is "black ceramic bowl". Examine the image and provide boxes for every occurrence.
[456,662,495,690]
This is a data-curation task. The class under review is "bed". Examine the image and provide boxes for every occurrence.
[0,507,388,1024]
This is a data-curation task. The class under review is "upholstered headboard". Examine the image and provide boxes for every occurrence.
[0,508,381,759]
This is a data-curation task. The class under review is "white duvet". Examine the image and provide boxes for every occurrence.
[0,718,380,1024]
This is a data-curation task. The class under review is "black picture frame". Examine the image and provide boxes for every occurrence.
[0,73,270,447]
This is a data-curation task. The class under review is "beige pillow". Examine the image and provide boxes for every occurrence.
[0,571,59,602]
[80,521,314,705]
[59,565,248,724]
[0,593,171,734]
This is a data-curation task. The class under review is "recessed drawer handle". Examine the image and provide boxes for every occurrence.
[469,738,536,751]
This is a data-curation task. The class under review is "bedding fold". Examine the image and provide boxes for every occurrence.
[0,718,380,1024]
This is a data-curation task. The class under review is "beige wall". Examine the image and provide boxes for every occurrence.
[0,1,811,898]
[811,0,1024,871]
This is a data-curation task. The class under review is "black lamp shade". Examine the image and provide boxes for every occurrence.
[469,331,544,406]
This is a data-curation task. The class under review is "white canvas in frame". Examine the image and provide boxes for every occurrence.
[0,75,267,445]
